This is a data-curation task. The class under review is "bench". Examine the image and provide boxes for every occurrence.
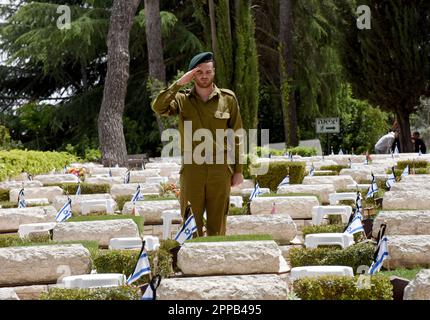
[329,192,357,205]
[230,196,243,208]
[81,199,116,215]
[304,233,355,249]
[290,266,354,281]
[161,210,183,240]
[61,274,126,289]
[311,205,352,225]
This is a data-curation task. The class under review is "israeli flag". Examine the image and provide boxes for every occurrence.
[249,182,262,201]
[338,149,344,155]
[401,165,409,179]
[131,184,145,203]
[278,175,290,188]
[174,213,198,245]
[18,188,26,208]
[419,145,422,156]
[331,147,334,155]
[394,143,399,155]
[366,175,378,199]
[142,284,154,300]
[64,165,68,174]
[348,158,352,169]
[55,198,72,222]
[27,173,33,181]
[109,169,113,178]
[355,192,363,213]
[344,214,364,235]
[76,183,81,196]
[369,236,389,275]
[385,167,396,189]
[309,164,315,176]
[124,170,131,184]
[127,243,151,285]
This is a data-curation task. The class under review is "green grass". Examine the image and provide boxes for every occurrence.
[380,268,422,280]
[188,234,273,243]
[68,214,144,235]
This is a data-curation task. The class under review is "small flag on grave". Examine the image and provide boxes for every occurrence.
[127,241,151,285]
[385,167,396,190]
[141,275,161,300]
[27,173,32,181]
[338,149,344,155]
[401,165,409,179]
[355,191,363,214]
[131,184,145,204]
[277,175,289,189]
[394,143,399,155]
[270,202,277,214]
[309,164,315,176]
[366,174,378,199]
[76,182,81,196]
[109,169,113,178]
[344,210,364,235]
[18,188,26,208]
[55,197,72,222]
[124,170,131,184]
[369,224,389,275]
[249,182,262,201]
[174,203,198,245]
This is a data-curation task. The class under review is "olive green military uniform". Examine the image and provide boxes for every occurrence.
[151,81,243,236]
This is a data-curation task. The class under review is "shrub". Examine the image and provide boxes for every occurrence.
[313,171,337,176]
[293,274,393,300]
[254,161,306,191]
[0,189,9,202]
[44,183,110,195]
[0,150,78,182]
[302,224,345,238]
[229,206,247,215]
[289,242,374,272]
[397,160,428,170]
[319,165,348,174]
[387,168,429,176]
[40,286,141,300]
[286,146,317,157]
[92,240,176,286]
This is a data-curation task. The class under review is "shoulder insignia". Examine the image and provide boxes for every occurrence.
[219,88,236,97]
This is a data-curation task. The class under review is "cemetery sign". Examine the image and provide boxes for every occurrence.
[316,117,340,133]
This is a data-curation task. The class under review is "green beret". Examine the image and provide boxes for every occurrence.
[188,52,214,71]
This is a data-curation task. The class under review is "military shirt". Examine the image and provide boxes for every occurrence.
[151,81,244,174]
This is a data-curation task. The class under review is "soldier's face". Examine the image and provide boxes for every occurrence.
[194,62,215,88]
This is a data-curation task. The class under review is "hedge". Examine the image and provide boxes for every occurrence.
[293,274,393,300]
[313,171,337,176]
[319,165,348,174]
[255,146,317,157]
[254,161,306,191]
[0,150,78,182]
[386,168,429,176]
[396,160,428,170]
[44,183,110,195]
[0,189,9,202]
[40,286,141,300]
[289,242,374,272]
[92,239,178,286]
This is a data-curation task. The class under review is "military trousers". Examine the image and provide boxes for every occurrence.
[179,163,232,237]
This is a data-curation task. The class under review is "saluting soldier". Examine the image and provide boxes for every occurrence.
[152,52,244,236]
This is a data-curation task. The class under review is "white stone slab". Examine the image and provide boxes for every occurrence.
[230,179,255,195]
[110,183,160,198]
[26,198,50,206]
[226,215,297,244]
[109,237,143,250]
[383,191,430,210]
[390,183,430,191]
[229,196,243,208]
[0,244,91,286]
[242,188,271,197]
[53,219,140,247]
[122,200,180,224]
[10,186,63,203]
[90,167,128,177]
[373,211,430,237]
[53,194,115,214]
[290,266,354,281]
[329,192,357,205]
[277,184,335,204]
[129,169,161,183]
[145,176,168,185]
[34,174,79,185]
[404,269,430,300]
[339,168,373,182]
[250,196,319,219]
[18,222,57,238]
[177,240,284,276]
[0,288,19,300]
[81,198,116,215]
[0,180,43,190]
[61,274,126,289]
[302,175,356,191]
[385,235,430,269]
[0,206,57,232]
[84,176,123,185]
[157,274,289,300]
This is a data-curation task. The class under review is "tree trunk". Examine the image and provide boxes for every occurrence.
[396,110,413,153]
[98,0,141,167]
[144,0,165,139]
[279,0,298,146]
[208,0,218,55]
